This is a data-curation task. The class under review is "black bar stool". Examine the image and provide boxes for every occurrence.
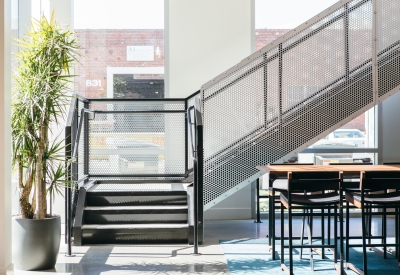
[280,171,343,275]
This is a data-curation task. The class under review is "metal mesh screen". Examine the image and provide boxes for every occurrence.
[377,0,400,97]
[201,0,399,208]
[87,101,186,176]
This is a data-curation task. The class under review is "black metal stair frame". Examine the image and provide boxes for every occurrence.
[73,182,189,245]
[66,93,203,246]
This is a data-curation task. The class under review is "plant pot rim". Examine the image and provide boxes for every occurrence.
[12,214,61,220]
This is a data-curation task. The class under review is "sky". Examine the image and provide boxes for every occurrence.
[255,0,338,29]
[74,0,339,29]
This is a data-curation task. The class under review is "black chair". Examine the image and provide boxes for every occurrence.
[267,163,314,260]
[345,171,400,275]
[280,171,343,275]
[328,162,374,264]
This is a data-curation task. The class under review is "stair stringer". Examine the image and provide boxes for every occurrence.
[203,83,400,211]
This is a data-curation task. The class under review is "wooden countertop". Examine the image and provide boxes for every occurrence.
[256,164,400,175]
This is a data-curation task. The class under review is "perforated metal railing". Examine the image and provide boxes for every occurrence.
[200,0,400,209]
[65,94,199,247]
[70,96,200,182]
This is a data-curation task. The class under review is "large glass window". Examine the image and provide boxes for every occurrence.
[74,0,164,99]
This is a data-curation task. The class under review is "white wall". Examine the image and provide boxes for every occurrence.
[0,0,12,271]
[165,0,255,219]
[165,0,254,98]
[204,183,253,220]
[382,89,400,163]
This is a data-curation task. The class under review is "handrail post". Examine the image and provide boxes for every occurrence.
[65,125,72,251]
[83,102,90,176]
[254,178,262,223]
[65,97,78,257]
[193,97,203,255]
[189,97,203,256]
[197,123,204,248]
[193,157,199,255]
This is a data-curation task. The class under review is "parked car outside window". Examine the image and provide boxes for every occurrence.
[310,128,365,148]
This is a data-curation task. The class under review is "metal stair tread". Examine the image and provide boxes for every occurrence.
[82,223,189,230]
[87,190,188,197]
[88,183,189,193]
[85,205,188,211]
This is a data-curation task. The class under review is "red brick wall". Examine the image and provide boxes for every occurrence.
[75,29,164,98]
[255,29,289,50]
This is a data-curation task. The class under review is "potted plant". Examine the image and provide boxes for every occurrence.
[11,12,80,271]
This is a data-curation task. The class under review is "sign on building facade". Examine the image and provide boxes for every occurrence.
[126,46,154,61]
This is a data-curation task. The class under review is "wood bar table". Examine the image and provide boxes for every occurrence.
[256,164,400,275]
[256,164,400,177]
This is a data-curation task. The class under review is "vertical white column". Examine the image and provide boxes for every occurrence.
[165,0,254,98]
[0,0,12,272]
[50,0,72,28]
[49,0,73,225]
[165,0,255,219]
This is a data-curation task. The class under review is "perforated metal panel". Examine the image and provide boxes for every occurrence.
[377,0,400,97]
[87,101,186,176]
[201,0,400,209]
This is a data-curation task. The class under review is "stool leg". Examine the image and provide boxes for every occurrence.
[346,200,350,264]
[310,208,314,238]
[396,206,399,262]
[321,207,325,259]
[396,206,400,264]
[328,207,331,246]
[281,203,285,268]
[367,204,372,247]
[362,205,368,275]
[306,212,314,271]
[289,206,294,274]
[334,205,338,264]
[340,196,344,272]
[271,189,276,260]
[383,205,387,259]
[300,209,306,259]
[268,188,273,246]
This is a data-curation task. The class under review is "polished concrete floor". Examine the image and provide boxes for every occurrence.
[4,217,397,275]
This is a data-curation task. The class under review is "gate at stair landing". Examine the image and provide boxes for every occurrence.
[199,0,400,210]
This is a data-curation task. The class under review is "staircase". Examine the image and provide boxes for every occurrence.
[200,0,400,210]
[74,183,190,245]
[67,0,400,245]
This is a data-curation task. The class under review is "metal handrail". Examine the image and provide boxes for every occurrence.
[186,97,203,255]
[65,99,91,256]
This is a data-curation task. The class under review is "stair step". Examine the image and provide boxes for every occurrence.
[87,191,187,197]
[81,223,188,244]
[84,205,188,224]
[86,195,187,206]
[85,205,188,212]
[83,223,188,230]
[87,183,188,194]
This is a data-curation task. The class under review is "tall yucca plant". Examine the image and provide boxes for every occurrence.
[12,12,80,219]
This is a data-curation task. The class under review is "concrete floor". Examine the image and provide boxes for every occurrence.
[4,217,396,275]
